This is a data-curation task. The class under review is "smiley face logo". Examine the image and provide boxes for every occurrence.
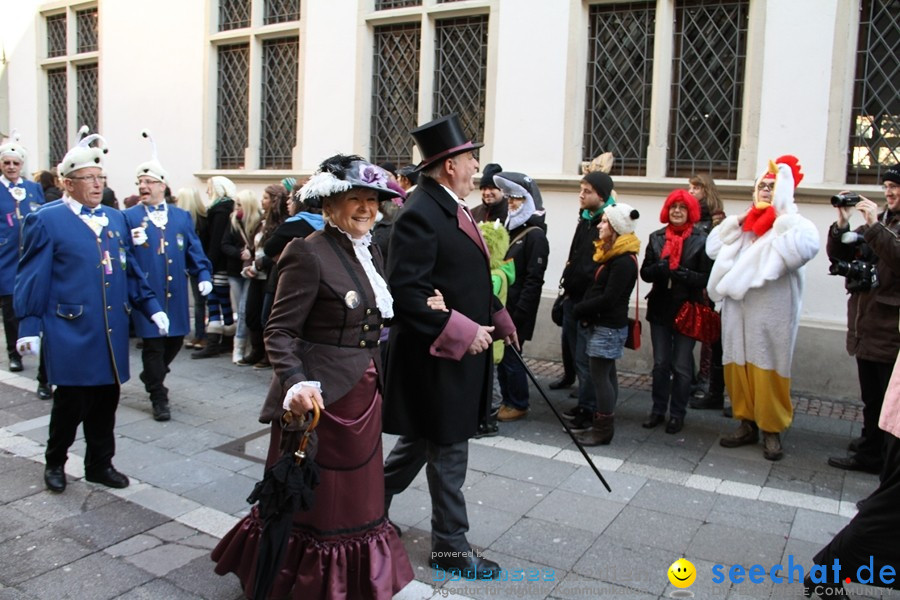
[668,558,696,588]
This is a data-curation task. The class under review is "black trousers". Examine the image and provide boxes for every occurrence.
[0,294,19,358]
[856,357,893,464]
[384,435,470,554]
[140,336,184,402]
[813,433,900,589]
[45,384,120,472]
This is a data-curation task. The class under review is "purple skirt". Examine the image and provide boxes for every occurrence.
[212,362,413,599]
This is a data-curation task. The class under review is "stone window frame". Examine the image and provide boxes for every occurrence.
[205,0,303,171]
[38,1,100,169]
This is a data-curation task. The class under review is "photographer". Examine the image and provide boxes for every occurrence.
[826,166,900,474]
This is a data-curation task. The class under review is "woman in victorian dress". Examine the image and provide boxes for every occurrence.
[212,155,427,599]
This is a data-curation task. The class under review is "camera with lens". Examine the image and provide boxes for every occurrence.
[829,258,879,292]
[830,192,860,208]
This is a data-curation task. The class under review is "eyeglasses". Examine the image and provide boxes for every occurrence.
[1,160,22,167]
[757,182,775,192]
[136,178,161,186]
[885,183,899,193]
[67,175,107,184]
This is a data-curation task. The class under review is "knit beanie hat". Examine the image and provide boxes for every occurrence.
[582,171,614,202]
[480,163,503,189]
[660,189,701,224]
[883,166,900,186]
[605,202,639,235]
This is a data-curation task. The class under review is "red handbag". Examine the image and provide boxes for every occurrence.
[674,300,721,344]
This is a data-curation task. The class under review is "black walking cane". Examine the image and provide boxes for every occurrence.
[508,346,612,492]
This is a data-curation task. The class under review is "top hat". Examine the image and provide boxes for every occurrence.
[411,114,483,172]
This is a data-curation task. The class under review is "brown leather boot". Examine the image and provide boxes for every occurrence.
[574,413,614,446]
[719,419,759,448]
[762,431,783,461]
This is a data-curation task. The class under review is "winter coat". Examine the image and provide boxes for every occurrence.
[572,252,638,328]
[205,198,234,273]
[505,213,549,340]
[560,211,602,301]
[827,212,900,364]
[261,218,318,295]
[383,176,515,445]
[471,200,508,225]
[221,220,255,277]
[641,226,712,326]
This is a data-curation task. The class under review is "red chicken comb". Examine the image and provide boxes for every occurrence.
[774,155,804,188]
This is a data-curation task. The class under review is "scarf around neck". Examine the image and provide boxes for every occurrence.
[743,202,776,237]
[661,223,693,269]
[593,232,640,264]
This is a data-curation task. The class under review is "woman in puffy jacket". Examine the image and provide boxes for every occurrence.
[571,203,641,446]
[640,189,711,434]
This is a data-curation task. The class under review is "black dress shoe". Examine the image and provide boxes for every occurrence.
[432,551,501,580]
[827,455,882,474]
[548,377,575,390]
[473,421,499,439]
[665,416,684,434]
[152,400,171,422]
[642,413,665,429]
[37,383,52,400]
[8,356,23,372]
[85,466,130,489]
[44,465,66,492]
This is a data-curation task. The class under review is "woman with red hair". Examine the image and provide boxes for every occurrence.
[640,189,712,434]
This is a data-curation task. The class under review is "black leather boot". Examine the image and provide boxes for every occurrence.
[574,413,614,446]
[191,334,221,359]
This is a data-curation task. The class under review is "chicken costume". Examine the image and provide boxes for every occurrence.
[706,156,819,435]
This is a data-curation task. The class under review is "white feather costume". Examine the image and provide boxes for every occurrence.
[706,160,820,432]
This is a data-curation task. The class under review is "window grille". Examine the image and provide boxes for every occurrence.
[76,8,98,53]
[433,15,488,148]
[47,68,68,167]
[216,44,250,169]
[847,0,899,184]
[436,0,466,3]
[667,0,748,179]
[260,38,299,169]
[371,23,421,165]
[264,0,300,25]
[77,63,99,135]
[583,3,654,176]
[219,0,251,32]
[47,14,67,58]
[374,0,421,9]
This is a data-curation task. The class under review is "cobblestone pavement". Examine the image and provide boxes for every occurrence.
[0,346,894,600]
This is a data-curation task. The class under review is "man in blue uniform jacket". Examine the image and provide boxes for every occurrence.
[125,130,212,421]
[14,132,169,493]
[0,131,44,373]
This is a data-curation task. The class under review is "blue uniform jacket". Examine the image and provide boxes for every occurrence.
[14,201,162,386]
[123,205,212,338]
[0,180,44,295]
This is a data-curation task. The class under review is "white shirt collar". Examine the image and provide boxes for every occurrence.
[0,175,20,188]
[62,196,100,215]
[439,183,465,205]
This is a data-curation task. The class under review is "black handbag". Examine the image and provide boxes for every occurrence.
[551,293,564,326]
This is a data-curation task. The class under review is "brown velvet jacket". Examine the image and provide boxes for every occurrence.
[260,224,385,428]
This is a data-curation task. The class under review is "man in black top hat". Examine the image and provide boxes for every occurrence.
[383,114,517,579]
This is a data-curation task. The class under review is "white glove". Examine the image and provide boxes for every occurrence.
[151,312,170,336]
[283,381,323,413]
[198,280,213,296]
[16,336,40,357]
[131,227,148,246]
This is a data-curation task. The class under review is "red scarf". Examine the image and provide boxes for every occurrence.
[661,223,692,269]
[743,204,776,237]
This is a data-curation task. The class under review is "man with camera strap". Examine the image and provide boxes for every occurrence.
[827,166,900,475]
